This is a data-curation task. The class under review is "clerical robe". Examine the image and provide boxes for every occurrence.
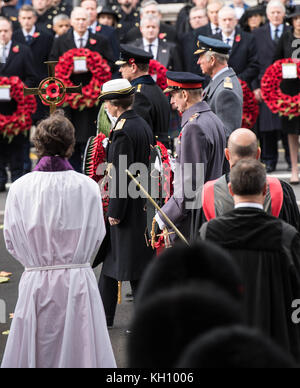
[1,157,116,368]
[200,207,300,362]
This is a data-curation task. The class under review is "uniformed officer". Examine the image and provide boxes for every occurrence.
[112,0,140,43]
[195,35,243,139]
[95,78,154,328]
[116,44,171,147]
[155,71,226,241]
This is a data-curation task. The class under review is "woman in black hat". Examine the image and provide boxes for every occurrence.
[239,5,266,32]
[274,5,300,184]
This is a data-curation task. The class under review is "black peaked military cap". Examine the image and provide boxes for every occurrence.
[194,35,231,55]
[115,44,153,66]
[164,71,206,93]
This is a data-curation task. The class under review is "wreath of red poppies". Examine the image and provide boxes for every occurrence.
[239,79,259,129]
[261,58,300,119]
[0,76,37,139]
[55,48,112,110]
[149,60,168,91]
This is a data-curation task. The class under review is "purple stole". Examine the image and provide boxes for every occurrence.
[34,156,74,172]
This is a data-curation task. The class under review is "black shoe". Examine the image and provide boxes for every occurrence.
[266,164,276,173]
[0,184,6,192]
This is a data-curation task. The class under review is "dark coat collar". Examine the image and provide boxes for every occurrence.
[131,75,155,87]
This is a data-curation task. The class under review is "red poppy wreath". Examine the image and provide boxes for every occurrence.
[55,48,112,110]
[149,59,168,91]
[0,76,37,139]
[239,79,259,129]
[261,58,300,120]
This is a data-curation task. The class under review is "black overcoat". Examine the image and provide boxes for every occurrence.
[96,110,154,281]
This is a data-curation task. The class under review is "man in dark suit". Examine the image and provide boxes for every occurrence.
[252,0,290,172]
[81,0,120,61]
[14,4,54,172]
[117,44,171,147]
[50,7,115,171]
[113,0,140,43]
[125,0,176,43]
[196,0,223,37]
[132,15,182,71]
[214,6,259,85]
[0,16,36,191]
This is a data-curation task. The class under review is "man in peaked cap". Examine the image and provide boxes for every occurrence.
[155,71,226,241]
[195,34,243,139]
[116,44,171,147]
[95,78,154,328]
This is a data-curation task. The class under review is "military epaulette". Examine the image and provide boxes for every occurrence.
[10,16,17,22]
[189,113,200,122]
[114,119,126,131]
[136,84,142,93]
[223,77,233,90]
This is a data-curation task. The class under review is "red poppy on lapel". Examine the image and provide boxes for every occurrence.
[12,45,19,53]
[89,39,97,45]
[33,32,40,38]
[96,26,102,32]
[235,34,241,43]
[159,33,166,40]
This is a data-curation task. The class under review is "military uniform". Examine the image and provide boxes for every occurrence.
[36,2,72,34]
[156,72,226,241]
[112,4,140,43]
[95,79,154,327]
[116,45,171,147]
[195,35,243,138]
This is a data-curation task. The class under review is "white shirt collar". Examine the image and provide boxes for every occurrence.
[235,202,264,210]
[143,37,158,47]
[212,66,229,81]
[73,30,89,43]
[222,30,235,45]
[89,21,98,33]
[22,26,36,37]
[270,23,283,33]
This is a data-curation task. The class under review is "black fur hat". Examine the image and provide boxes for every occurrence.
[176,325,297,368]
[128,282,243,368]
[135,241,244,309]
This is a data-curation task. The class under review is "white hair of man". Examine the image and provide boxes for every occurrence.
[71,6,90,22]
[140,15,160,28]
[205,50,229,65]
[207,0,225,11]
[266,0,286,15]
[218,5,236,20]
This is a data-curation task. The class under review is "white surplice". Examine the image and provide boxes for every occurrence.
[1,171,116,368]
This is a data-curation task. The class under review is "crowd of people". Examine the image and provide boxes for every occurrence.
[1,0,300,370]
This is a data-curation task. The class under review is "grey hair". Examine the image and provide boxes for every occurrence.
[53,13,70,25]
[190,6,207,16]
[205,50,229,64]
[140,15,160,27]
[140,0,160,16]
[71,6,90,22]
[266,0,286,15]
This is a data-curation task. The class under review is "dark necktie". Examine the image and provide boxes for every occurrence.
[79,38,84,48]
[26,35,33,45]
[214,27,221,35]
[274,28,280,44]
[148,44,154,56]
[226,38,231,46]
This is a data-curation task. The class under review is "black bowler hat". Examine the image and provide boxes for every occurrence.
[115,44,153,66]
[194,35,231,55]
[164,71,206,93]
